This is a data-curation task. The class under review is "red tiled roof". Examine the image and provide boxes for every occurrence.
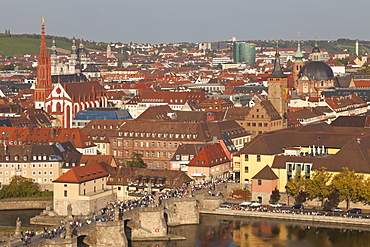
[53,162,111,183]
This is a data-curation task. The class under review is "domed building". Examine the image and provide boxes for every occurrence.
[293,40,335,97]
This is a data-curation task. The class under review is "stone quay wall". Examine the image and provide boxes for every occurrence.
[202,209,370,230]
[0,198,52,210]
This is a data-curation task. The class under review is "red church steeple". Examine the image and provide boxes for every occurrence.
[34,17,53,110]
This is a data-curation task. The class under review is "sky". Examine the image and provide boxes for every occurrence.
[1,0,370,44]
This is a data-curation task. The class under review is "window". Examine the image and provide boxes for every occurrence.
[256,155,261,162]
[244,155,249,161]
[64,190,67,197]
[244,167,249,173]
[258,180,262,185]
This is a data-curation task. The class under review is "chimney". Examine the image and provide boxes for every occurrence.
[212,136,217,144]
[207,112,216,122]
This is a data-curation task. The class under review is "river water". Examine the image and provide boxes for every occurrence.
[1,211,370,247]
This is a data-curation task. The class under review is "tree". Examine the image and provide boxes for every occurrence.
[0,176,41,199]
[270,187,280,203]
[306,167,332,207]
[358,63,370,74]
[286,175,306,204]
[124,152,146,168]
[331,168,364,209]
[360,177,370,204]
[327,191,340,209]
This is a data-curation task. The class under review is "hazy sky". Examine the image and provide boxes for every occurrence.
[2,0,370,44]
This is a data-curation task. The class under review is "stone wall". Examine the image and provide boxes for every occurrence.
[0,198,52,210]
[196,195,224,211]
[76,221,127,247]
[163,197,199,226]
[54,192,115,216]
[124,207,167,239]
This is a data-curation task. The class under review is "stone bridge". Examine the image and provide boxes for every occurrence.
[7,195,225,247]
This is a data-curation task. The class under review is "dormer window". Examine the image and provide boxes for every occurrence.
[5,156,9,161]
[14,156,18,161]
[43,155,47,160]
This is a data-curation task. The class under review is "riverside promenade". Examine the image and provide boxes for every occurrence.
[201,208,370,231]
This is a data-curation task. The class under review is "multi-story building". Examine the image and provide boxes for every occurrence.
[0,127,97,155]
[81,120,127,155]
[53,162,115,215]
[226,100,283,139]
[109,120,250,169]
[233,123,370,204]
[124,90,206,118]
[0,142,81,190]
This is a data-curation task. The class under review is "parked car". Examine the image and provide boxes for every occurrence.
[270,203,282,208]
[292,204,303,209]
[330,208,343,212]
[250,201,262,207]
[219,202,233,209]
[347,208,362,214]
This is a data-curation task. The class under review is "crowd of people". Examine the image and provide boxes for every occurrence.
[95,179,229,222]
[16,179,230,245]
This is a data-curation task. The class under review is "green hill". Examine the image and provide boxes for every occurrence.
[0,36,73,57]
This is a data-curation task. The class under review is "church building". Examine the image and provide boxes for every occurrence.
[34,19,107,128]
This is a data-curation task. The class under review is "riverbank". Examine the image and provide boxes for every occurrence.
[0,197,52,210]
[201,209,370,231]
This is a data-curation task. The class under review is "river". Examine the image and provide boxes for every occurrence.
[1,211,370,247]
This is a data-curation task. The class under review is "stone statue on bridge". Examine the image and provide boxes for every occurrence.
[66,204,73,221]
[14,217,21,237]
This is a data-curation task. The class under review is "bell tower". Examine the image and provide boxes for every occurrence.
[268,43,288,124]
[293,32,304,88]
[34,18,53,110]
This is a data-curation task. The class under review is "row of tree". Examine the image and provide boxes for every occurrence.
[285,167,369,209]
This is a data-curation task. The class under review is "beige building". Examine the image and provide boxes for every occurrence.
[233,123,370,205]
[0,142,81,191]
[53,162,115,216]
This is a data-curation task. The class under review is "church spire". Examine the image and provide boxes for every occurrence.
[268,42,287,78]
[294,32,303,62]
[34,17,53,110]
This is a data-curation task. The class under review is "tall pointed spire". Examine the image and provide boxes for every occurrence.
[268,42,287,78]
[294,32,303,62]
[34,17,53,110]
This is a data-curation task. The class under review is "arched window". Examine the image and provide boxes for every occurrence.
[56,102,61,112]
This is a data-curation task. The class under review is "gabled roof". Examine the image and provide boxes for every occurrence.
[53,162,111,183]
[187,143,230,167]
[252,165,278,180]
